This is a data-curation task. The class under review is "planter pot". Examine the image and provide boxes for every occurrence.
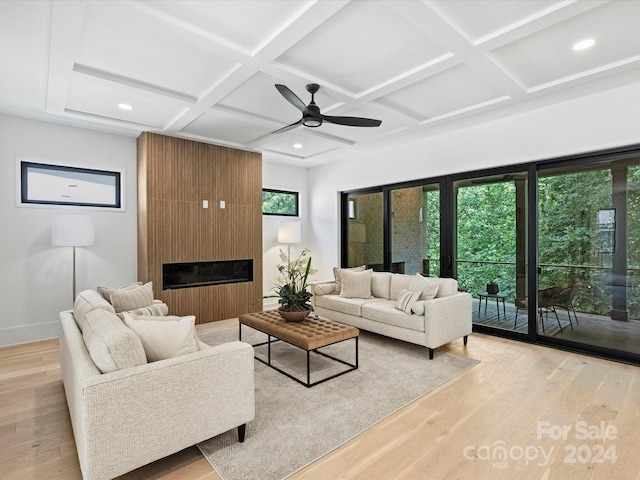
[486,283,499,294]
[277,307,311,322]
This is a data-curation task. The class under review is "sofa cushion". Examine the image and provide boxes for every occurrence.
[395,289,421,314]
[315,294,384,316]
[333,265,366,295]
[73,289,116,332]
[123,313,200,362]
[371,271,392,299]
[389,274,414,300]
[409,273,439,300]
[108,282,155,313]
[362,300,425,332]
[436,278,459,298]
[340,269,373,299]
[82,309,147,374]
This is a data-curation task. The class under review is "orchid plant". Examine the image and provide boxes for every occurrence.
[267,248,317,312]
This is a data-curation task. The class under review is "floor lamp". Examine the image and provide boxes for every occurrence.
[52,213,95,305]
[278,221,302,262]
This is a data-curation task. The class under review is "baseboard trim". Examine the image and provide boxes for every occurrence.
[0,321,60,348]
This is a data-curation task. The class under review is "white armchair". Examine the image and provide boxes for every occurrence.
[59,310,255,480]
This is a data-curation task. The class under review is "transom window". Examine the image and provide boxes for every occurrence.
[262,189,299,216]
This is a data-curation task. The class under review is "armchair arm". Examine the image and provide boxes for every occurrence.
[81,341,254,480]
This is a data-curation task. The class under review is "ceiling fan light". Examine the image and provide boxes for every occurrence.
[303,118,322,127]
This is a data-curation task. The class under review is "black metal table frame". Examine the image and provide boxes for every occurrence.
[477,291,507,320]
[239,322,358,388]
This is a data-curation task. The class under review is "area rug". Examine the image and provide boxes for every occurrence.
[197,326,479,480]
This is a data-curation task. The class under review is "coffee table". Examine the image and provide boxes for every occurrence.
[239,310,359,388]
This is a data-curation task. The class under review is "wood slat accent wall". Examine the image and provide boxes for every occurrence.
[137,132,263,323]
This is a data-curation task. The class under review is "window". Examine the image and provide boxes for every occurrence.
[19,160,123,209]
[262,189,298,216]
[341,147,640,364]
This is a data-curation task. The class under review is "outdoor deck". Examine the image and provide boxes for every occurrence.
[471,298,640,354]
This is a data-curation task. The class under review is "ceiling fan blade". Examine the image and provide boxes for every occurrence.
[272,118,303,134]
[275,84,307,113]
[322,115,382,127]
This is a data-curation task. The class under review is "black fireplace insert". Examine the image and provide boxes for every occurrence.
[162,259,253,290]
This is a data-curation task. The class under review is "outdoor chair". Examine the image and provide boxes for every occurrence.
[538,286,567,334]
[514,297,527,329]
[552,285,580,328]
[514,286,566,334]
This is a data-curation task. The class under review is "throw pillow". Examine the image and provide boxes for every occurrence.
[333,265,366,295]
[411,300,425,316]
[340,268,373,299]
[395,289,421,314]
[82,308,147,373]
[117,302,169,319]
[108,282,155,313]
[313,283,335,296]
[411,300,425,315]
[73,289,116,332]
[408,273,439,301]
[122,313,200,362]
[97,282,142,301]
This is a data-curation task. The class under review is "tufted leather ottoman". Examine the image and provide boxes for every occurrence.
[239,310,359,387]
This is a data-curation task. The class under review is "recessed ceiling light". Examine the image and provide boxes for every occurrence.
[118,103,133,111]
[573,38,595,51]
[293,143,303,149]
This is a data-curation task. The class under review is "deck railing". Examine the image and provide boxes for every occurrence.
[454,258,640,320]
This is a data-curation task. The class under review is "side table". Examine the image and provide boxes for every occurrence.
[477,291,507,320]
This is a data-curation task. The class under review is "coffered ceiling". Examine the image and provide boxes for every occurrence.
[2,0,640,166]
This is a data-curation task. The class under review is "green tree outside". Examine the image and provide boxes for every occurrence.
[262,190,297,215]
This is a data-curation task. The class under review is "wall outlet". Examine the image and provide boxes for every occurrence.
[220,200,225,209]
[202,200,208,208]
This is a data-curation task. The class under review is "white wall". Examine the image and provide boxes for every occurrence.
[0,114,137,346]
[262,161,309,306]
[4,80,640,346]
[0,114,309,346]
[307,82,640,282]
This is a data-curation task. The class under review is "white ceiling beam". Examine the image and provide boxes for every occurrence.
[150,0,351,136]
[46,1,86,114]
[474,0,610,51]
[392,1,526,99]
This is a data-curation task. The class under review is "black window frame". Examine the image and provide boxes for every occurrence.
[262,188,299,217]
[20,160,122,209]
[340,143,640,366]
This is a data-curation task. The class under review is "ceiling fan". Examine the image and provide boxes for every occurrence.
[273,83,382,134]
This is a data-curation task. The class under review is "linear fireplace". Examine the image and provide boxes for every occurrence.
[162,259,253,290]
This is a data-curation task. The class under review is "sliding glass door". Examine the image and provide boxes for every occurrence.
[390,184,440,276]
[538,161,640,355]
[344,191,384,269]
[454,173,528,333]
[340,147,640,362]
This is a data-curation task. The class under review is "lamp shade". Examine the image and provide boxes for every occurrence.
[52,213,95,247]
[278,221,301,244]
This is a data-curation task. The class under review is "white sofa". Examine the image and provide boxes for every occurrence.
[311,270,472,359]
[59,288,255,480]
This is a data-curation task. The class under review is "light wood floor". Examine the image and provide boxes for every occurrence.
[1,321,639,480]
